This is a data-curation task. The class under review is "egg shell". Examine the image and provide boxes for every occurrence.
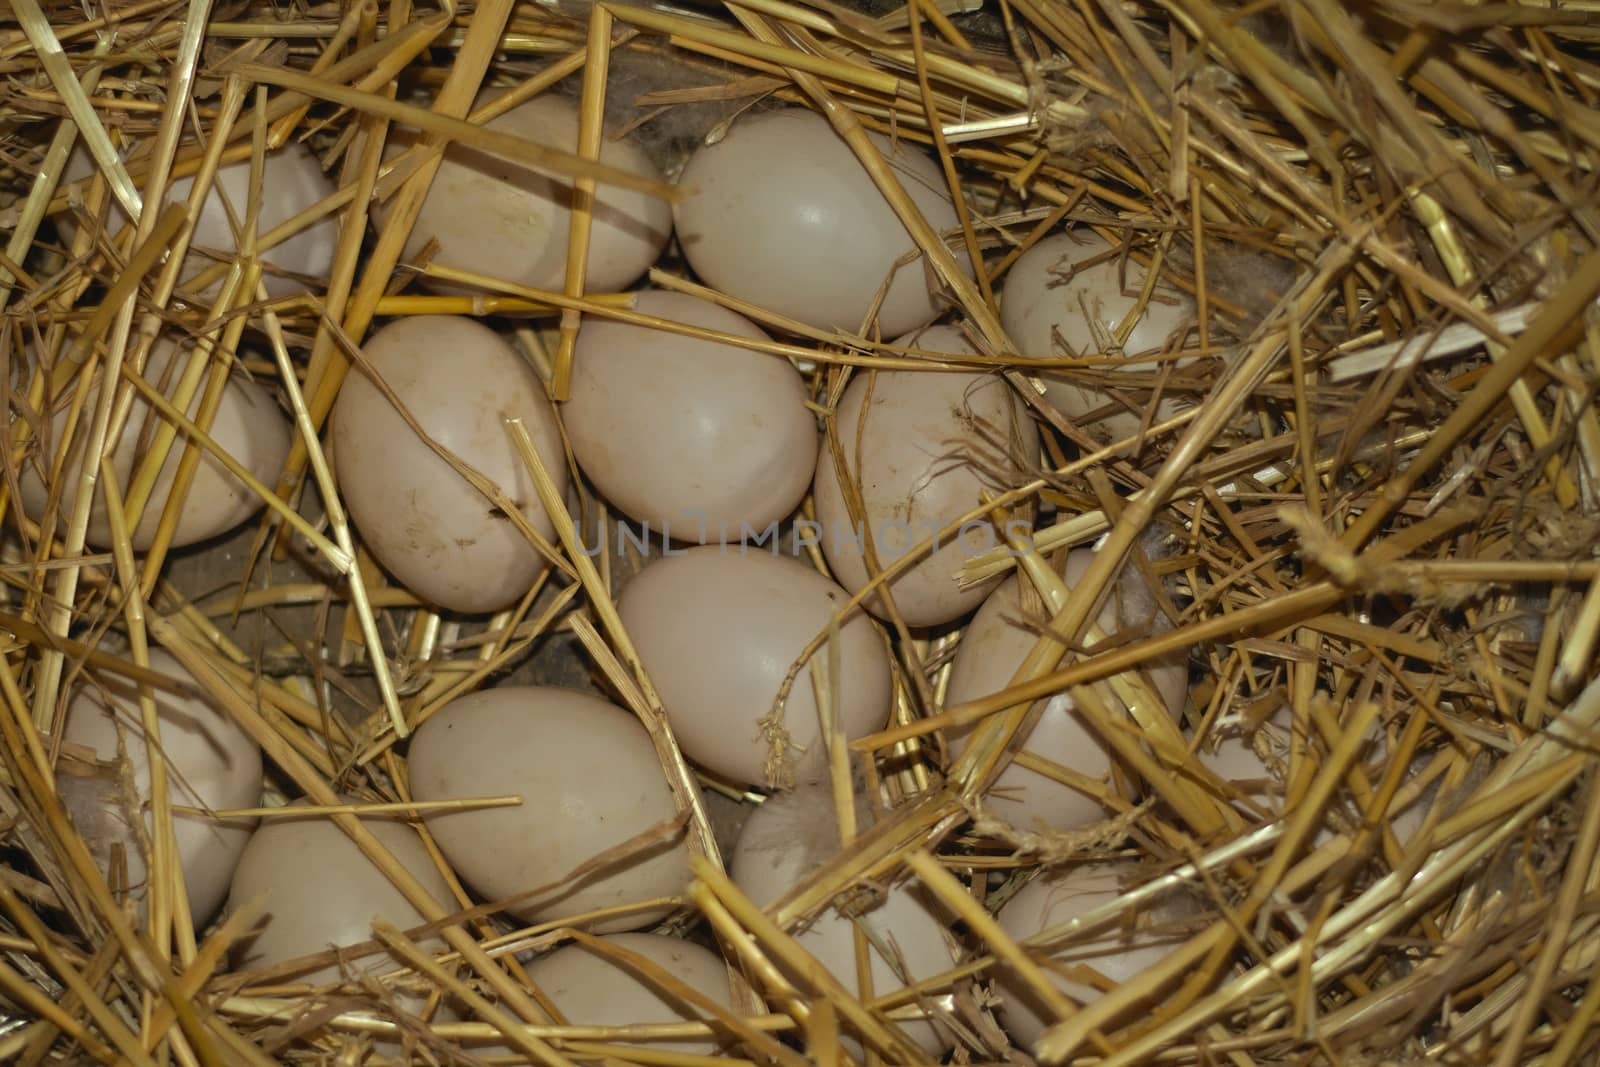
[332,315,568,615]
[617,546,893,788]
[512,933,735,1054]
[66,142,339,298]
[564,290,817,540]
[995,862,1190,1051]
[408,686,690,930]
[19,334,291,550]
[56,649,262,928]
[227,799,457,983]
[731,788,956,1056]
[812,325,1036,627]
[675,108,964,337]
[1193,710,1294,821]
[944,548,1188,832]
[1001,231,1192,442]
[391,92,671,294]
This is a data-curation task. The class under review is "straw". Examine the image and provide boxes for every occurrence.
[6,0,1600,1059]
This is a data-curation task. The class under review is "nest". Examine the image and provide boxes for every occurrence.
[0,0,1598,1062]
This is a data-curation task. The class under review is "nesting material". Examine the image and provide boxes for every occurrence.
[3,0,1600,1063]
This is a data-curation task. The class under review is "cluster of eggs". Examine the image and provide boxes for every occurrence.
[39,92,1360,1056]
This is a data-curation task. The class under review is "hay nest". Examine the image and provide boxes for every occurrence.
[0,0,1598,1062]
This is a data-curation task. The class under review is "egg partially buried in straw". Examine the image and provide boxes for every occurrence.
[944,547,1188,832]
[675,108,965,337]
[618,546,892,788]
[564,290,817,542]
[387,91,671,294]
[227,798,457,984]
[408,687,690,931]
[812,324,1037,627]
[731,785,958,1056]
[994,862,1193,1052]
[510,933,735,1055]
[56,650,262,928]
[18,333,291,550]
[332,315,568,615]
[1001,231,1192,443]
[65,142,339,299]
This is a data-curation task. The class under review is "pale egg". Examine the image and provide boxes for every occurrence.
[1192,710,1295,821]
[617,546,892,788]
[514,933,735,1054]
[731,785,957,1056]
[944,548,1188,832]
[227,798,456,984]
[995,862,1192,1051]
[56,649,262,928]
[331,315,568,615]
[564,290,817,541]
[390,91,671,294]
[812,325,1036,627]
[408,687,690,931]
[19,332,291,550]
[1001,231,1193,442]
[675,108,964,337]
[64,142,339,299]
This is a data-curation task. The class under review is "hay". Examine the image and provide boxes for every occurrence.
[1,0,1598,1062]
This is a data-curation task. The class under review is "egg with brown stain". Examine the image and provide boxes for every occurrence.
[332,315,568,615]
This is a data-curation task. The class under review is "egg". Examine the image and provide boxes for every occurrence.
[65,142,339,298]
[19,333,291,550]
[510,933,734,1054]
[389,91,671,294]
[944,548,1188,832]
[564,290,817,541]
[731,785,957,1056]
[331,315,568,615]
[408,687,690,931]
[1001,231,1193,442]
[55,649,262,928]
[617,546,893,788]
[812,325,1036,627]
[1192,710,1294,821]
[227,798,456,984]
[675,108,964,337]
[994,862,1191,1051]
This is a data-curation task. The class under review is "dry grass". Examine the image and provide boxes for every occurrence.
[1,0,1598,1062]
